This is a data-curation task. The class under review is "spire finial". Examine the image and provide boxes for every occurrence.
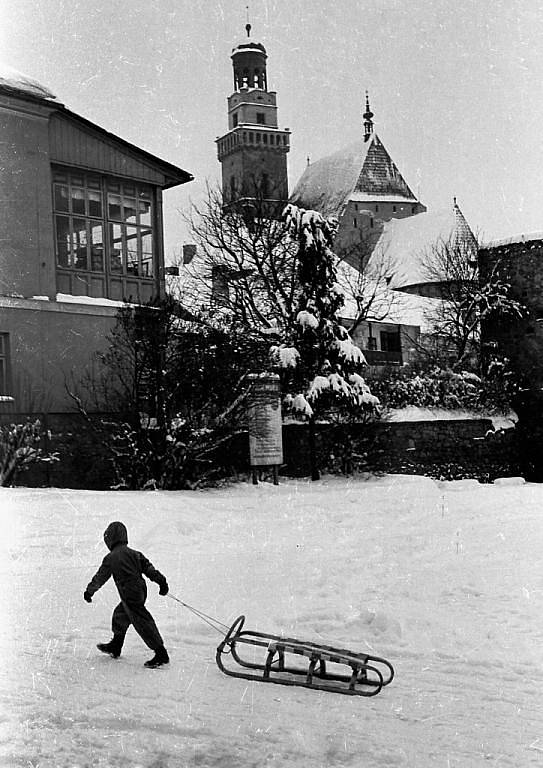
[363,90,374,142]
[245,5,251,37]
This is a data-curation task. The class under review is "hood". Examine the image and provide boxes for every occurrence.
[103,521,128,551]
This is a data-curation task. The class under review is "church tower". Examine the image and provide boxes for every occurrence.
[216,22,290,213]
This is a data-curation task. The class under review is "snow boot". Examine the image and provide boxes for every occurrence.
[96,636,123,659]
[144,646,170,668]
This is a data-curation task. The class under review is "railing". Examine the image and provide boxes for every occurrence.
[362,349,403,366]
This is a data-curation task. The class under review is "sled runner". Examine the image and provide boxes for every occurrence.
[216,615,394,697]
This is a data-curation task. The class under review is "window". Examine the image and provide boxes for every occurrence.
[353,217,357,228]
[233,113,238,127]
[392,205,397,212]
[0,334,10,395]
[256,112,265,124]
[53,169,156,300]
[380,330,401,353]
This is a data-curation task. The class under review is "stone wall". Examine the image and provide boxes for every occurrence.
[7,413,519,488]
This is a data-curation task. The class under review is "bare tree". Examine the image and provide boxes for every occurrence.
[334,228,400,334]
[180,183,298,339]
[179,185,398,345]
[419,234,524,370]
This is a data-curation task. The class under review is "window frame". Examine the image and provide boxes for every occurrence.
[0,333,11,396]
[52,167,159,303]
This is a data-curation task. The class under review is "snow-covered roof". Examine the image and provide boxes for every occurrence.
[290,132,421,220]
[481,232,543,249]
[0,62,57,102]
[369,204,476,292]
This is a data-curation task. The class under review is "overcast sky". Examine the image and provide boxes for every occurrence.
[2,0,542,254]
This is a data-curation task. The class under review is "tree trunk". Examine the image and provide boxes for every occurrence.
[308,417,320,481]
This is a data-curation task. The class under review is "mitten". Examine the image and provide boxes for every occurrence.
[159,581,169,596]
[83,590,92,603]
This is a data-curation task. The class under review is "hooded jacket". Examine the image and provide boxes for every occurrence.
[86,521,167,603]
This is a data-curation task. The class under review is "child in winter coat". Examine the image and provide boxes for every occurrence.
[84,521,170,668]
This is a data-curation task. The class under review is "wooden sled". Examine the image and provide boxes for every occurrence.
[216,615,394,697]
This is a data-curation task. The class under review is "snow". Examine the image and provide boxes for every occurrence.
[270,345,300,368]
[296,310,319,330]
[482,232,543,249]
[386,407,518,430]
[1,475,543,767]
[0,62,58,101]
[56,294,131,308]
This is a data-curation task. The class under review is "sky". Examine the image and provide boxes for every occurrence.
[1,0,542,255]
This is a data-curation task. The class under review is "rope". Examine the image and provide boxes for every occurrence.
[167,594,230,635]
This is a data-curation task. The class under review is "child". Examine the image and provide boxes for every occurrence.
[84,521,170,668]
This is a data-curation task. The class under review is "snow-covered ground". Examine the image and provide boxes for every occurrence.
[1,474,542,767]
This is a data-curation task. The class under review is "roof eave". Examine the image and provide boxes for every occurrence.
[55,104,194,189]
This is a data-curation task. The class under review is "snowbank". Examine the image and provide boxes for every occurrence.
[1,475,542,767]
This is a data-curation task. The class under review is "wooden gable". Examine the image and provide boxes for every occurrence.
[49,111,190,188]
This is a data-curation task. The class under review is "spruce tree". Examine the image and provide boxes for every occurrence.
[272,205,379,477]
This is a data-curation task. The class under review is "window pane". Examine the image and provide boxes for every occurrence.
[123,197,138,224]
[87,176,101,190]
[141,230,153,277]
[55,215,71,267]
[108,193,122,220]
[0,335,4,355]
[71,188,86,216]
[88,190,102,218]
[53,171,67,183]
[90,223,104,271]
[70,174,84,187]
[109,223,123,272]
[0,359,4,393]
[126,225,139,275]
[123,183,136,197]
[107,180,120,193]
[138,198,152,226]
[54,185,69,213]
[73,218,88,269]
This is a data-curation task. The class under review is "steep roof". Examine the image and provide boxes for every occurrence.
[369,204,476,292]
[290,132,420,219]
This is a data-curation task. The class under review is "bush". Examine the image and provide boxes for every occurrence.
[0,420,52,486]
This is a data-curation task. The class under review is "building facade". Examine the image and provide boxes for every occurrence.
[0,65,192,413]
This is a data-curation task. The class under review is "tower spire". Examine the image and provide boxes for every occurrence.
[363,91,374,142]
[245,5,251,38]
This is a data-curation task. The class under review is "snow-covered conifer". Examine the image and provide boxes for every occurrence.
[277,204,379,422]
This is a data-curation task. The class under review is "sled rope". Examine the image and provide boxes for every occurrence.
[167,594,230,635]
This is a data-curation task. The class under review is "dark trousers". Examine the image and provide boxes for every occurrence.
[111,581,164,651]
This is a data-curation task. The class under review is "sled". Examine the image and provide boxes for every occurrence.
[216,615,394,697]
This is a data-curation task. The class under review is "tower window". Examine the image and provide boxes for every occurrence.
[233,113,238,127]
[353,218,357,228]
[393,205,397,212]
[256,112,265,124]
